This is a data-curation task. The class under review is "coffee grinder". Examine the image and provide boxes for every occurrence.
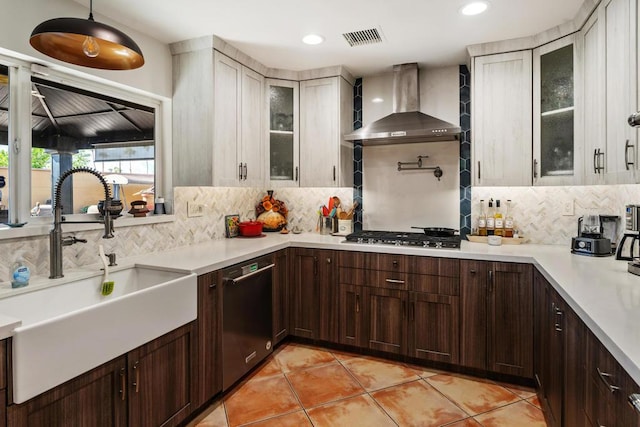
[571,214,618,257]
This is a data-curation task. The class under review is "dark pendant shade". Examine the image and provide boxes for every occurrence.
[30,17,145,70]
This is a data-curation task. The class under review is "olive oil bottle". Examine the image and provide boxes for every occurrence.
[486,199,495,236]
[494,199,503,236]
[504,199,514,238]
[478,199,487,236]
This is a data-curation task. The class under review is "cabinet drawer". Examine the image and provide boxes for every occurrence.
[339,267,408,289]
[338,252,378,269]
[410,256,460,277]
[339,267,377,286]
[585,330,633,426]
[409,274,459,295]
[375,271,408,290]
[378,254,408,272]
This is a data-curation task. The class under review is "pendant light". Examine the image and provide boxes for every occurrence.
[30,0,144,70]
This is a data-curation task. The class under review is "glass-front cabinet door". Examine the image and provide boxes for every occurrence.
[266,79,299,187]
[533,34,580,185]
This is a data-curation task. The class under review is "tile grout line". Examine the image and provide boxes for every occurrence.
[330,348,401,427]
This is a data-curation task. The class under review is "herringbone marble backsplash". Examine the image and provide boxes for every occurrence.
[472,185,640,245]
[0,187,353,280]
[3,184,639,281]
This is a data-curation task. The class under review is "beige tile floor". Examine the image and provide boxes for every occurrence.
[189,342,546,427]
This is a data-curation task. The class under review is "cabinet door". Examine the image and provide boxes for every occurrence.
[7,357,127,427]
[338,283,366,348]
[563,304,587,427]
[196,271,222,407]
[488,262,533,378]
[460,260,488,370]
[582,11,607,185]
[603,0,638,184]
[213,52,242,186]
[299,76,353,188]
[317,250,338,342]
[290,248,319,338]
[240,67,265,186]
[546,286,565,427]
[365,287,406,355]
[128,323,196,427]
[272,249,290,345]
[533,34,581,186]
[267,79,300,187]
[408,292,459,364]
[472,51,533,186]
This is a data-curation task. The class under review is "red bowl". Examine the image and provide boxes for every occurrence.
[238,221,263,237]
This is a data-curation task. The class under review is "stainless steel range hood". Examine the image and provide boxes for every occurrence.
[344,63,461,145]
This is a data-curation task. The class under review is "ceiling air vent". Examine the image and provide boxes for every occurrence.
[342,28,383,47]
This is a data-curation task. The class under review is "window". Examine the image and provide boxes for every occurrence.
[0,66,8,224]
[0,52,171,234]
[30,79,155,216]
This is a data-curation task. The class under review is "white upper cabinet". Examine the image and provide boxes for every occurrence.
[171,49,264,187]
[582,0,638,184]
[472,51,533,186]
[533,34,581,186]
[299,77,354,188]
[214,52,264,187]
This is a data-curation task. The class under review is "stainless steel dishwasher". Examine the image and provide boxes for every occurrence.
[222,256,274,390]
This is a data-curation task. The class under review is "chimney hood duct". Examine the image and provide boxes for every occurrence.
[344,63,461,145]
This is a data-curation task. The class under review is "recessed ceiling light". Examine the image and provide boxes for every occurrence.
[371,97,384,103]
[460,1,490,16]
[302,34,324,45]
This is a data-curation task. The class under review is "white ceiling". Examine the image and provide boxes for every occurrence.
[75,0,584,76]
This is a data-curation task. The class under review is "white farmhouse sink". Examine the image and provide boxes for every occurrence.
[0,265,197,403]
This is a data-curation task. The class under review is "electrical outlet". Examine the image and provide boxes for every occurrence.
[562,200,574,216]
[187,202,205,217]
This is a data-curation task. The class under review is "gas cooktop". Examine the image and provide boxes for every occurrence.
[344,230,461,249]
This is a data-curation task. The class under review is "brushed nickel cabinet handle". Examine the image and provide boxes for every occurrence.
[120,367,126,401]
[238,163,243,180]
[385,278,405,285]
[594,149,598,174]
[625,140,634,170]
[533,159,538,179]
[132,361,140,393]
[295,166,299,182]
[209,283,216,289]
[477,161,481,180]
[333,165,336,181]
[243,163,248,180]
[356,294,360,313]
[597,368,620,393]
[629,393,640,413]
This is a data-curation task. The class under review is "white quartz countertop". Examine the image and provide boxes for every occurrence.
[2,232,639,387]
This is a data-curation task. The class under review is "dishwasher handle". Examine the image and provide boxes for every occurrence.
[226,263,275,284]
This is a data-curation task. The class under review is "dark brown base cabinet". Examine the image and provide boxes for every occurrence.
[460,260,533,378]
[196,271,222,409]
[7,323,196,427]
[290,248,337,342]
[272,250,290,345]
[338,252,460,364]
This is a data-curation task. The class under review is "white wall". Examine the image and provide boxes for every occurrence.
[1,0,172,97]
[362,65,460,231]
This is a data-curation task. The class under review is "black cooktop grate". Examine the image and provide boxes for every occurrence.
[344,230,461,249]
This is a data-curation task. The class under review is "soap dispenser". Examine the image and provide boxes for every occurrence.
[11,259,30,288]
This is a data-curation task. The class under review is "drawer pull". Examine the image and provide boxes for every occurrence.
[120,367,126,401]
[597,368,620,393]
[629,393,640,413]
[132,361,140,393]
[385,278,405,285]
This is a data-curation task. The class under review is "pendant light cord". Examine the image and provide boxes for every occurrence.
[88,0,94,21]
